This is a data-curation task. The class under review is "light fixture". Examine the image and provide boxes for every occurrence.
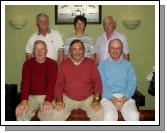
[9,15,27,29]
[122,20,141,29]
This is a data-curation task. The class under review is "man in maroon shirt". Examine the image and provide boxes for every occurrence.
[15,40,58,120]
[52,39,103,120]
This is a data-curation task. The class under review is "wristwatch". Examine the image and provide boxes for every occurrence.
[94,96,100,102]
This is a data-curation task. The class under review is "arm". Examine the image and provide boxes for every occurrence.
[90,62,102,111]
[124,53,130,61]
[16,61,31,116]
[57,48,65,65]
[20,61,31,101]
[56,31,64,63]
[54,65,65,111]
[45,61,58,102]
[123,64,137,99]
[40,61,58,114]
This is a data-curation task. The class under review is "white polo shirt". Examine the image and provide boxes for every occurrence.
[25,29,64,61]
[95,31,129,62]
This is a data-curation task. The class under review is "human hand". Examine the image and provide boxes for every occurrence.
[54,101,65,111]
[91,101,101,111]
[40,101,53,114]
[111,96,127,111]
[15,100,28,116]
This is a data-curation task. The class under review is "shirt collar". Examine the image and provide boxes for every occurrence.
[103,30,116,40]
[70,57,85,66]
[37,29,51,35]
[108,56,123,63]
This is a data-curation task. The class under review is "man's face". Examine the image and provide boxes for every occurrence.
[37,16,48,31]
[103,18,115,33]
[108,40,122,60]
[75,20,85,32]
[70,42,85,62]
[34,42,47,62]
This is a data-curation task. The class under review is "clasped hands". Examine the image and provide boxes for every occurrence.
[111,96,127,111]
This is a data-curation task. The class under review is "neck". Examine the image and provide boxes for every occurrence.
[106,32,113,40]
[39,29,48,36]
[71,57,84,65]
[35,58,46,64]
[75,31,84,38]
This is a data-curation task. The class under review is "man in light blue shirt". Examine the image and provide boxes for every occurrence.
[98,39,139,121]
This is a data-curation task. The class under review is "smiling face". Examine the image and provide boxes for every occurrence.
[33,41,48,63]
[103,16,116,34]
[36,15,49,32]
[108,39,123,61]
[69,41,85,63]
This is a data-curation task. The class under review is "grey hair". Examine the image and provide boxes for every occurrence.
[36,13,49,26]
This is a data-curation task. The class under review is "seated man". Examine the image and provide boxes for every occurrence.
[98,39,139,121]
[52,39,103,121]
[15,40,58,121]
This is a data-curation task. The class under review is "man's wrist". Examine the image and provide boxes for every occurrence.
[55,96,63,103]
[93,95,101,103]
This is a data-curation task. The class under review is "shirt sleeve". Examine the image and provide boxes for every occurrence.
[56,31,64,49]
[54,64,65,97]
[123,64,137,99]
[90,61,102,95]
[20,61,31,100]
[25,36,34,54]
[45,61,58,102]
[121,35,129,54]
[89,38,95,55]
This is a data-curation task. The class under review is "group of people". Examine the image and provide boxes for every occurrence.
[15,13,139,121]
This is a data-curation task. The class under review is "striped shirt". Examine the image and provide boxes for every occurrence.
[64,35,95,58]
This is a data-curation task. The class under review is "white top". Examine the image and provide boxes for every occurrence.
[25,29,64,61]
[95,31,129,62]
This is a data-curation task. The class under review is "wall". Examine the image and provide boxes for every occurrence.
[5,5,155,109]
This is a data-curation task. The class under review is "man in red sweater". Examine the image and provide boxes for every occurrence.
[53,39,103,120]
[15,40,58,120]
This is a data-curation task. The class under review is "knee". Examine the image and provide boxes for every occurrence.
[104,111,118,121]
[52,110,65,121]
[124,111,140,121]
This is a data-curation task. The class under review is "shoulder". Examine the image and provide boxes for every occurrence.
[23,58,35,67]
[59,59,71,67]
[121,59,133,68]
[114,31,127,38]
[99,59,109,66]
[28,31,38,39]
[50,29,61,36]
[46,57,57,65]
[66,35,75,41]
[96,33,104,42]
[83,35,93,40]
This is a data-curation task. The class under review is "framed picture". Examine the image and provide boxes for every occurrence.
[55,5,101,24]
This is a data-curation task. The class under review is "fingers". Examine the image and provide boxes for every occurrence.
[40,104,53,114]
[15,104,28,116]
[55,102,65,111]
[91,102,101,111]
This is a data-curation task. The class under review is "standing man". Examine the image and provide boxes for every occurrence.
[16,40,58,120]
[64,15,95,60]
[25,13,64,64]
[98,39,139,121]
[96,16,129,64]
[52,39,103,121]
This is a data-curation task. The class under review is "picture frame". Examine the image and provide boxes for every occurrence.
[55,5,101,24]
